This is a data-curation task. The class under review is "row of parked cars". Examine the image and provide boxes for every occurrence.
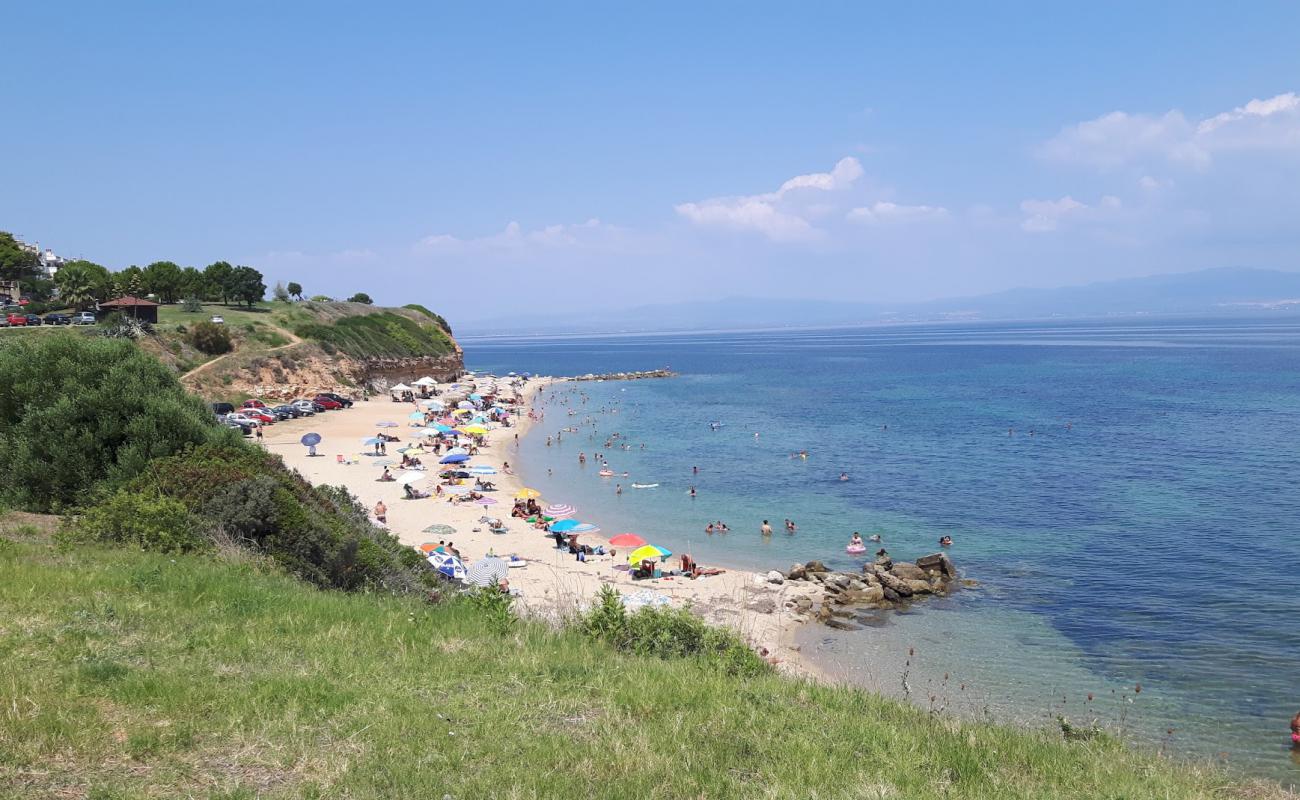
[1,311,97,327]
[214,393,354,436]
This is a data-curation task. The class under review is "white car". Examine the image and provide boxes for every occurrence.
[210,315,224,324]
[225,412,260,427]
[291,400,318,415]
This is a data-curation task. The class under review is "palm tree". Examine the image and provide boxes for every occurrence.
[58,272,97,310]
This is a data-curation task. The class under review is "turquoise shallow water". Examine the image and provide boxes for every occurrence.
[462,318,1300,785]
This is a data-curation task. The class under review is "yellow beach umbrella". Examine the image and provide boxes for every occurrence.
[460,424,488,435]
[452,408,473,416]
[626,544,672,565]
[516,488,542,500]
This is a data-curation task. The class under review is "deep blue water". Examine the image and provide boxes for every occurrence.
[462,318,1300,784]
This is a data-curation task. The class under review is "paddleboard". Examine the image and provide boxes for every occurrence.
[631,483,659,489]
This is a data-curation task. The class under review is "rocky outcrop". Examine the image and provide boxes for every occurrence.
[568,369,676,382]
[363,352,465,391]
[782,553,960,626]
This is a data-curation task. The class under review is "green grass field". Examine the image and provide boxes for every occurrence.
[0,526,1282,800]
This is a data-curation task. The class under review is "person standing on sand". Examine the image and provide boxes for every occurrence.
[761,520,772,536]
[373,500,387,524]
[255,425,264,445]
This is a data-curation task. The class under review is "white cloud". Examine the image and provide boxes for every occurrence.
[1020,196,1088,232]
[1038,91,1300,169]
[847,201,949,224]
[675,157,863,241]
[416,218,617,250]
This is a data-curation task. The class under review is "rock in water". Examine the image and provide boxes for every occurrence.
[890,562,927,582]
[916,553,959,580]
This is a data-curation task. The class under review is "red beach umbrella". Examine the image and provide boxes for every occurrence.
[608,533,647,548]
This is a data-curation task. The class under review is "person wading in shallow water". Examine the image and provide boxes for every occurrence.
[1291,710,1300,748]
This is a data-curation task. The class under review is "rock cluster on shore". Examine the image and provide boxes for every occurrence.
[771,553,960,631]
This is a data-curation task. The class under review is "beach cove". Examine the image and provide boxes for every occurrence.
[265,377,863,675]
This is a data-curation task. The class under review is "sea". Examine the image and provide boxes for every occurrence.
[461,317,1300,786]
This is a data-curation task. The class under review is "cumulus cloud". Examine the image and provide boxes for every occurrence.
[1038,91,1300,169]
[674,157,863,241]
[847,201,949,225]
[1020,195,1121,232]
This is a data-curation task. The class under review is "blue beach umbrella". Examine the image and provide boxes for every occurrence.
[550,519,583,533]
[427,552,467,581]
[361,436,383,445]
[409,411,425,421]
[440,453,470,464]
[300,432,322,446]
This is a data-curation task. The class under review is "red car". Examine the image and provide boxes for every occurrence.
[244,408,277,424]
[312,395,343,410]
[6,313,27,326]
[242,399,267,409]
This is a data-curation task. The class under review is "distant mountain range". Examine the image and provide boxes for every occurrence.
[457,267,1300,336]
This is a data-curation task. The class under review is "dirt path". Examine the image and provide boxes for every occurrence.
[180,324,303,383]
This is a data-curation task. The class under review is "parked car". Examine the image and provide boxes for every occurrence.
[42,313,70,325]
[73,312,96,325]
[0,317,9,328]
[312,395,343,410]
[242,399,268,409]
[24,314,42,326]
[290,400,318,415]
[6,313,28,326]
[210,315,224,324]
[244,409,277,424]
[223,418,254,437]
[318,392,354,408]
[271,404,302,419]
[225,413,261,428]
[211,402,236,416]
[263,406,292,421]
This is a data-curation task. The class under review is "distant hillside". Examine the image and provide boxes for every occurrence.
[457,267,1300,335]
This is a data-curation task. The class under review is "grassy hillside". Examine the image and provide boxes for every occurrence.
[0,528,1280,800]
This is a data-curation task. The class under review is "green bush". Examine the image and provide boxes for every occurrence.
[294,312,454,359]
[65,490,210,553]
[403,303,453,334]
[181,296,203,313]
[186,320,232,355]
[0,335,236,512]
[580,585,768,676]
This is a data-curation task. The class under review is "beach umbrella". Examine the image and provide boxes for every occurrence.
[457,400,474,409]
[550,519,583,533]
[433,424,454,432]
[372,459,395,467]
[440,453,469,464]
[390,383,413,392]
[400,446,425,455]
[376,421,399,428]
[416,428,440,437]
[428,552,467,581]
[423,523,457,536]
[300,433,322,446]
[419,542,439,554]
[570,523,600,534]
[397,471,427,485]
[361,436,383,445]
[460,425,489,435]
[544,503,576,518]
[415,376,437,386]
[468,465,497,476]
[627,544,672,565]
[445,447,468,456]
[608,533,646,548]
[408,411,425,421]
[442,485,471,495]
[452,408,472,416]
[469,393,482,401]
[516,488,542,500]
[476,496,498,506]
[465,556,509,587]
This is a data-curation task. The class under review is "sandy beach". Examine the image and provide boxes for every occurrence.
[265,379,819,674]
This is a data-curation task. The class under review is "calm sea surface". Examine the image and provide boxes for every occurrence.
[462,318,1300,785]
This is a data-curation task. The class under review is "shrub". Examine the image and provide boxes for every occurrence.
[347,292,373,304]
[309,295,333,302]
[186,321,232,355]
[294,312,453,359]
[181,296,203,313]
[467,586,515,633]
[65,490,210,554]
[200,475,280,542]
[403,304,453,335]
[580,585,767,676]
[0,335,236,512]
[272,281,290,302]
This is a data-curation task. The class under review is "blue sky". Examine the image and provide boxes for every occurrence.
[4,2,1299,322]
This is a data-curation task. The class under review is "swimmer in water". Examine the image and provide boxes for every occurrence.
[1291,710,1300,748]
[615,484,623,495]
[760,520,772,536]
[688,486,696,499]
[939,535,953,547]
[849,532,863,547]
[839,472,849,481]
[868,533,881,542]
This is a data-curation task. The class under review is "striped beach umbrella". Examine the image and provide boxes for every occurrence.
[428,552,467,581]
[544,503,576,518]
[465,556,509,587]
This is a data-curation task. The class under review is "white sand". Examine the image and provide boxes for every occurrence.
[264,379,818,673]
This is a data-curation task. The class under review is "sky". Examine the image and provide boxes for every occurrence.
[4,2,1300,325]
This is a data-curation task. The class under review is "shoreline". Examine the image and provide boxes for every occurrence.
[267,377,823,676]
